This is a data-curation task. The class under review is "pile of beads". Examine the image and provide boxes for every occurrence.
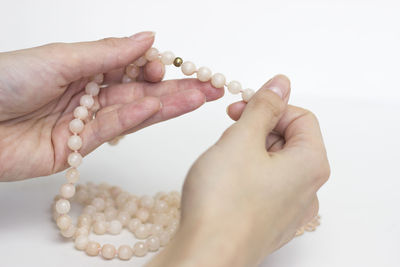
[52,46,320,260]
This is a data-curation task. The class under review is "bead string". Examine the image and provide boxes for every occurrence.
[52,47,320,260]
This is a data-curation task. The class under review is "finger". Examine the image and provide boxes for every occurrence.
[98,78,224,108]
[299,196,319,228]
[42,31,155,85]
[80,96,161,155]
[103,59,165,84]
[236,74,291,147]
[266,132,285,152]
[119,88,207,135]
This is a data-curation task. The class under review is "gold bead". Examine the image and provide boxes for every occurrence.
[173,57,183,67]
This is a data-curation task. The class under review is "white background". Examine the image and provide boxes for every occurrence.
[0,0,399,266]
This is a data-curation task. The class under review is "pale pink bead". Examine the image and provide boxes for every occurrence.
[75,235,89,250]
[122,200,138,216]
[74,227,89,238]
[67,135,82,151]
[104,198,114,208]
[104,207,118,221]
[85,82,100,96]
[126,65,140,79]
[159,231,170,246]
[135,56,147,67]
[61,225,76,238]
[128,218,141,232]
[145,47,159,61]
[154,200,168,213]
[153,213,170,226]
[67,152,82,168]
[108,220,122,235]
[65,168,79,183]
[80,94,94,109]
[57,214,72,230]
[151,224,163,236]
[160,51,175,65]
[69,119,84,134]
[82,205,96,216]
[181,61,196,76]
[93,221,107,235]
[73,106,88,120]
[92,197,105,211]
[227,80,242,94]
[93,212,105,222]
[55,199,70,214]
[75,189,88,204]
[110,186,122,198]
[118,245,133,260]
[122,74,134,83]
[211,73,226,88]
[117,211,131,226]
[60,183,76,199]
[241,88,255,102]
[196,66,212,82]
[86,241,100,256]
[92,73,104,84]
[136,208,150,222]
[146,235,161,252]
[78,214,92,227]
[140,195,154,209]
[134,224,150,239]
[133,242,148,257]
[101,244,116,260]
[116,192,130,208]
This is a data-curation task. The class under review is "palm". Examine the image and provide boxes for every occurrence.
[0,37,223,181]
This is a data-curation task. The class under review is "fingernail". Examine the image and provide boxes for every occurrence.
[129,31,156,41]
[269,87,284,99]
[266,75,290,99]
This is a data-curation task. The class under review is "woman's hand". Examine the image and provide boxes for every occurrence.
[147,75,330,267]
[0,31,223,181]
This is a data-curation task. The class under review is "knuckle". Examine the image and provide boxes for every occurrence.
[100,37,124,49]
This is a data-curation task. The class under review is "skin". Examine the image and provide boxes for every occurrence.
[0,32,330,266]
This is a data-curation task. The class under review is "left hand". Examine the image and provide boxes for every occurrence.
[0,31,223,181]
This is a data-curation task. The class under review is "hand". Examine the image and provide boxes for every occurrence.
[0,31,223,181]
[147,75,330,267]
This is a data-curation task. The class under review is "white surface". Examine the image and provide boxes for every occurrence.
[0,0,399,266]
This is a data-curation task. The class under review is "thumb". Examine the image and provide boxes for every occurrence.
[236,75,291,147]
[41,31,155,84]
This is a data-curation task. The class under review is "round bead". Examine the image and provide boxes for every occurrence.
[118,245,133,260]
[159,231,171,246]
[145,48,159,61]
[160,51,175,65]
[73,106,88,120]
[93,221,107,235]
[85,82,100,96]
[136,208,150,222]
[55,199,71,214]
[140,195,154,209]
[154,200,168,213]
[86,241,100,256]
[67,135,82,151]
[117,211,130,226]
[181,61,196,76]
[128,218,142,232]
[227,80,242,94]
[108,220,122,235]
[133,242,148,257]
[196,66,212,82]
[75,190,89,204]
[241,88,255,102]
[101,244,116,260]
[74,227,89,238]
[92,73,104,84]
[61,225,76,238]
[69,119,84,134]
[151,224,163,236]
[104,207,118,221]
[93,212,106,222]
[135,56,147,67]
[211,73,226,88]
[82,205,96,215]
[67,152,82,168]
[80,94,94,109]
[78,214,92,227]
[56,214,72,230]
[65,168,79,183]
[92,197,105,211]
[122,200,138,216]
[146,235,161,252]
[135,224,150,239]
[126,65,140,79]
[74,235,89,250]
[173,57,183,67]
[60,183,76,199]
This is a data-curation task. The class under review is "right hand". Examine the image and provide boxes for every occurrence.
[148,74,330,267]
